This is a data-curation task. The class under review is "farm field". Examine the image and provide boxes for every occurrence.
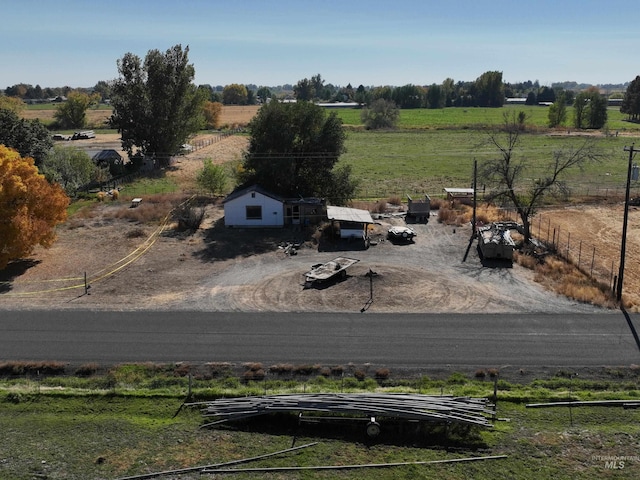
[2,375,640,479]
[341,129,639,199]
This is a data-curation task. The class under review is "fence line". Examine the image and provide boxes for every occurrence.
[532,212,619,293]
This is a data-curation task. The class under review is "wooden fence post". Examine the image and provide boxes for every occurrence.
[578,241,582,269]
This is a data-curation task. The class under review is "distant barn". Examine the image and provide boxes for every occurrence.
[92,149,124,175]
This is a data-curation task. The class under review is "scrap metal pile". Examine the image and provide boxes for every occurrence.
[191,393,495,431]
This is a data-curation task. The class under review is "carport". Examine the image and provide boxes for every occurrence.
[326,206,374,247]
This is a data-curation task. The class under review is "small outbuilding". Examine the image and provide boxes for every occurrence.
[444,187,474,205]
[326,205,374,244]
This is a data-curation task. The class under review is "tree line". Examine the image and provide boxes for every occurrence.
[3,71,630,109]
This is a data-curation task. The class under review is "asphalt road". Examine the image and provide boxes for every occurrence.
[1,310,639,368]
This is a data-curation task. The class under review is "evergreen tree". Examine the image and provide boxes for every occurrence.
[621,75,640,122]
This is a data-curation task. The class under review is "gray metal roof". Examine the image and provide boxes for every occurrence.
[326,206,374,224]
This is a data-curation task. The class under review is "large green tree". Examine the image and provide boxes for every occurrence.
[222,84,248,105]
[240,101,356,204]
[109,44,205,167]
[547,92,568,127]
[474,71,504,107]
[0,108,52,166]
[40,145,107,196]
[621,75,640,122]
[54,91,98,129]
[361,98,399,130]
[392,84,424,109]
[573,88,607,129]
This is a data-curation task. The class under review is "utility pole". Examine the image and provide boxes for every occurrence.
[462,158,478,263]
[617,144,637,302]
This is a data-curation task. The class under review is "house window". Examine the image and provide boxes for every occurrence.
[246,205,262,220]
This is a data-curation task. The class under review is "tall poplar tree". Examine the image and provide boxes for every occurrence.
[110,44,206,167]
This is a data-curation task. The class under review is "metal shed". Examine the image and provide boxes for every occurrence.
[326,206,374,239]
[444,187,474,205]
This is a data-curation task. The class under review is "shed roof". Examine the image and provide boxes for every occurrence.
[326,206,374,224]
[92,149,122,161]
[443,188,474,195]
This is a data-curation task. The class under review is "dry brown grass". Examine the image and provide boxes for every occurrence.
[437,202,473,225]
[104,193,185,223]
[21,105,259,129]
[514,252,617,308]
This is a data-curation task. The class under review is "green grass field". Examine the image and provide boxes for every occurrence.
[341,129,638,200]
[2,366,640,479]
[317,105,640,200]
[332,105,640,132]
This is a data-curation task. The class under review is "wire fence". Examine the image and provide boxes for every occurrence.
[533,213,619,291]
[489,207,633,296]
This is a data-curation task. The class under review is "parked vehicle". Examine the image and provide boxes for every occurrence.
[52,133,71,141]
[387,226,416,242]
[71,130,96,140]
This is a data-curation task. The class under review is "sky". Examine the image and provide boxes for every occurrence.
[2,0,638,90]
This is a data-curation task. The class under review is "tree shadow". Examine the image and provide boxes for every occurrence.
[317,235,371,252]
[193,217,312,262]
[0,259,41,293]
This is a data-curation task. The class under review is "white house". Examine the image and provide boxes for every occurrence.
[223,185,285,228]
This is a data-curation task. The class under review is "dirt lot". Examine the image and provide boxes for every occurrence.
[1,133,631,314]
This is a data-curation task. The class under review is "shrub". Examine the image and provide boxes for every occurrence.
[196,159,227,195]
[293,364,320,376]
[174,202,205,231]
[353,369,366,381]
[361,99,399,130]
[243,369,265,382]
[0,361,66,376]
[206,362,233,377]
[474,369,487,379]
[75,363,99,376]
[447,372,467,384]
[375,368,390,380]
[126,227,147,239]
[173,363,192,377]
[269,364,294,375]
[371,201,387,214]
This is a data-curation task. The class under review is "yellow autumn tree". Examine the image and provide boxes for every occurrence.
[203,101,222,129]
[0,145,69,269]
